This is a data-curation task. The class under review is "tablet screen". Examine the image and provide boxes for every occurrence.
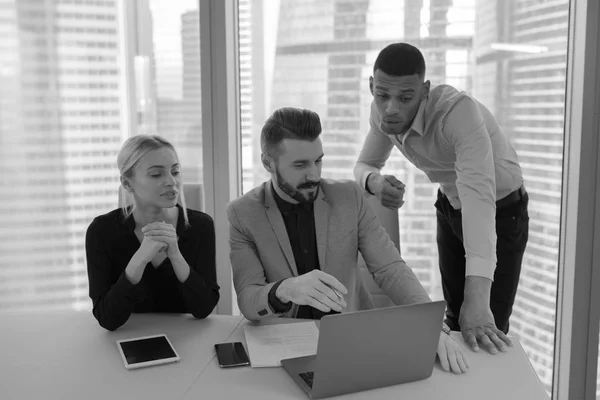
[119,335,177,365]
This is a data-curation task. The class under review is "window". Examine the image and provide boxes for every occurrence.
[0,0,202,312]
[239,0,569,394]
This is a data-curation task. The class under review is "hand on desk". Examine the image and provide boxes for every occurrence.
[437,332,469,374]
[459,300,512,354]
[277,271,348,313]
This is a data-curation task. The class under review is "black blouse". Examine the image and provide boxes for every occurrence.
[85,205,220,331]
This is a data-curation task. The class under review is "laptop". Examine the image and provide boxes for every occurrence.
[281,301,446,399]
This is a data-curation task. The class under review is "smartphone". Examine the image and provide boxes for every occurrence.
[214,342,251,368]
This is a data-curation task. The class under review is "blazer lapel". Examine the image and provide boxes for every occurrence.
[314,187,329,272]
[265,183,298,276]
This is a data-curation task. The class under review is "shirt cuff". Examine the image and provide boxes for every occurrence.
[465,257,495,281]
[356,164,380,191]
[268,279,292,314]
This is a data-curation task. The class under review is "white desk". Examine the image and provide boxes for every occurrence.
[0,312,549,400]
[184,319,550,400]
[0,311,243,400]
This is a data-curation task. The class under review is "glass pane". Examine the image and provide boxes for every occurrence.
[0,0,202,312]
[150,0,203,183]
[240,0,568,394]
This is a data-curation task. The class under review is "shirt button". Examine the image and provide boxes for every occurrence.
[303,249,308,254]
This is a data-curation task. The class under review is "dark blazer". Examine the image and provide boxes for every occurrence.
[227,179,430,321]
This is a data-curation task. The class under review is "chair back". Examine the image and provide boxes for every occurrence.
[358,194,400,308]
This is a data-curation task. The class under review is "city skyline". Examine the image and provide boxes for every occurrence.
[0,0,126,311]
[0,0,203,310]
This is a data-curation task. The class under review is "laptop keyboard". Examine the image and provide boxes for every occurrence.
[299,371,315,388]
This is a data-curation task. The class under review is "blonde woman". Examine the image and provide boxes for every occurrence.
[86,135,219,331]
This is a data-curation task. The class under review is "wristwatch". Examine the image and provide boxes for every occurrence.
[441,322,451,335]
[365,173,375,195]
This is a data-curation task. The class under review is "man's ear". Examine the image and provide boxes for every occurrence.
[261,153,274,174]
[120,176,134,192]
[369,76,374,95]
[421,80,431,100]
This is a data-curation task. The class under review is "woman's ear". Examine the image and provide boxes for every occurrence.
[120,176,134,192]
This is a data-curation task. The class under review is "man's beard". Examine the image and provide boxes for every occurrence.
[275,168,320,204]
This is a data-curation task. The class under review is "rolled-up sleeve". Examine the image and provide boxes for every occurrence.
[353,101,394,190]
[444,97,497,280]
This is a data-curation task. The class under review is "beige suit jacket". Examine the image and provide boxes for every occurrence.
[227,179,431,320]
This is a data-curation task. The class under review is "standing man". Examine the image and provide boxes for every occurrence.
[354,43,529,354]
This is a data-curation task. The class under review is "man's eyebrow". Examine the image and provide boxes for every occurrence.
[292,154,324,163]
[375,86,416,93]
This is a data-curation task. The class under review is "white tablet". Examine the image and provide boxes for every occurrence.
[116,334,181,370]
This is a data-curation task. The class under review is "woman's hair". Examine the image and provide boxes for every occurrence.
[117,134,189,225]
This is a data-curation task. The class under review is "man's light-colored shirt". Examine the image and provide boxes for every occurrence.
[354,84,523,280]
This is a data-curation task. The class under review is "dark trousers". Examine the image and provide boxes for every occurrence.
[434,188,529,334]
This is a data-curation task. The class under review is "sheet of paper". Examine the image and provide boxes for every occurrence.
[243,321,319,368]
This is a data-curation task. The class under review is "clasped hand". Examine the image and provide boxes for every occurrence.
[141,221,180,258]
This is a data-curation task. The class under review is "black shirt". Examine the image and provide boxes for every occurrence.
[269,185,338,320]
[85,205,220,331]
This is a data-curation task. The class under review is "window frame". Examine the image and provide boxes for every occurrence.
[553,0,600,399]
[200,0,241,315]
